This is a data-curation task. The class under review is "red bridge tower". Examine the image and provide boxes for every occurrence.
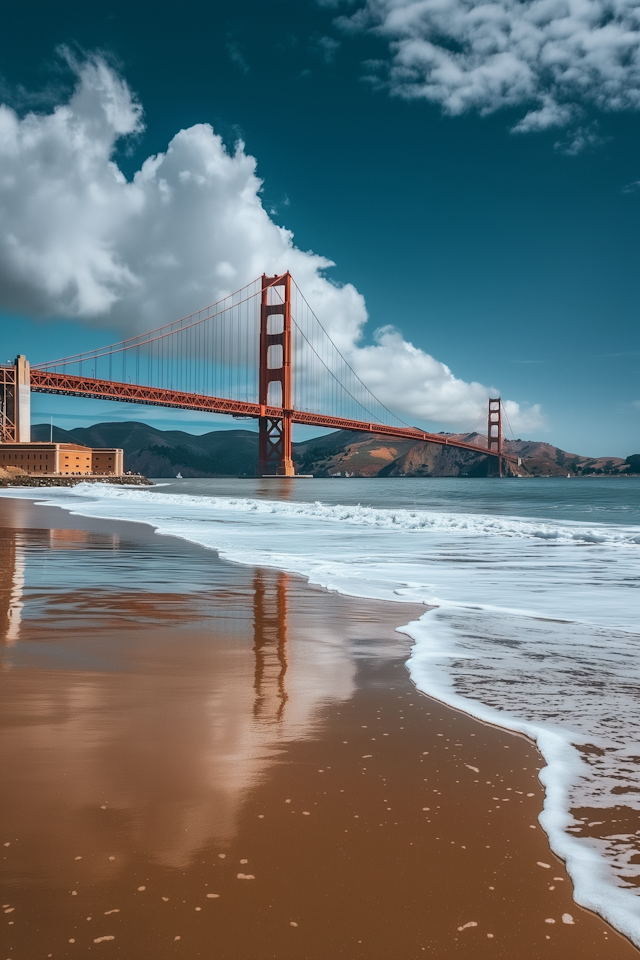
[258,273,294,476]
[487,398,502,477]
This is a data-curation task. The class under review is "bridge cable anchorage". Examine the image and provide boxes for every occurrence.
[16,273,516,472]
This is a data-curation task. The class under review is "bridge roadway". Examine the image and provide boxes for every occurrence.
[30,370,517,465]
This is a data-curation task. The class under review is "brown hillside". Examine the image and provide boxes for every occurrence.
[294,431,631,478]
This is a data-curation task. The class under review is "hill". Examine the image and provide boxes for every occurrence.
[31,422,259,477]
[293,430,636,478]
[31,422,639,478]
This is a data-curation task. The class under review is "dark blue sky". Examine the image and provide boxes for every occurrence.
[0,0,638,455]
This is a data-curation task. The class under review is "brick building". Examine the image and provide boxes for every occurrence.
[0,442,124,476]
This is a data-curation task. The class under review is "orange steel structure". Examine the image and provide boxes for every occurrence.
[0,356,30,443]
[29,367,517,469]
[0,365,17,443]
[259,273,294,476]
[488,398,503,478]
[9,271,518,475]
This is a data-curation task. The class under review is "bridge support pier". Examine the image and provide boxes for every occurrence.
[487,397,502,477]
[0,355,30,443]
[258,273,294,476]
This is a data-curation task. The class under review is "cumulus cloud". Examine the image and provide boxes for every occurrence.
[335,0,640,135]
[352,326,543,429]
[0,55,542,433]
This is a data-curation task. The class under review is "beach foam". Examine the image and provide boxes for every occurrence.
[42,485,640,544]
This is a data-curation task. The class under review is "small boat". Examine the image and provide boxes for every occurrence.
[176,472,182,479]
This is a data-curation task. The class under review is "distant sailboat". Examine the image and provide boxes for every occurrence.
[176,472,182,479]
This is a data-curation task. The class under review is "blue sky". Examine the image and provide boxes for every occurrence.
[0,0,638,456]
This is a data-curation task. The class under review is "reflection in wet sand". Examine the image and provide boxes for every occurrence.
[0,528,25,645]
[48,526,94,549]
[253,570,288,722]
[0,513,359,881]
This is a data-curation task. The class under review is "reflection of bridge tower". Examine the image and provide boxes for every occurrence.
[0,530,25,645]
[253,570,289,722]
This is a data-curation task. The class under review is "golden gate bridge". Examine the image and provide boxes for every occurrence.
[1,273,516,476]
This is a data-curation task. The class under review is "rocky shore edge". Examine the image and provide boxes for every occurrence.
[0,471,154,488]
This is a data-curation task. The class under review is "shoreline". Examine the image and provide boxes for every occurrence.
[1,493,638,957]
[0,473,153,488]
[403,616,640,947]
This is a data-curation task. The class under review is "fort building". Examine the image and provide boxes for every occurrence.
[0,442,124,476]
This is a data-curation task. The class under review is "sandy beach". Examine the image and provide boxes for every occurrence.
[1,495,638,959]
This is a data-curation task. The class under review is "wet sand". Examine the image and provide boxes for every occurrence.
[1,495,638,959]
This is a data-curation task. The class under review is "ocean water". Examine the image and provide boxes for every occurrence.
[2,476,639,943]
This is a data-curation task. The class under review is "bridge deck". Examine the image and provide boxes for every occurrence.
[30,370,516,464]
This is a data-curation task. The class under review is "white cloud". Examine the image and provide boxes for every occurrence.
[352,326,543,430]
[335,0,640,135]
[0,55,542,434]
[502,399,544,433]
